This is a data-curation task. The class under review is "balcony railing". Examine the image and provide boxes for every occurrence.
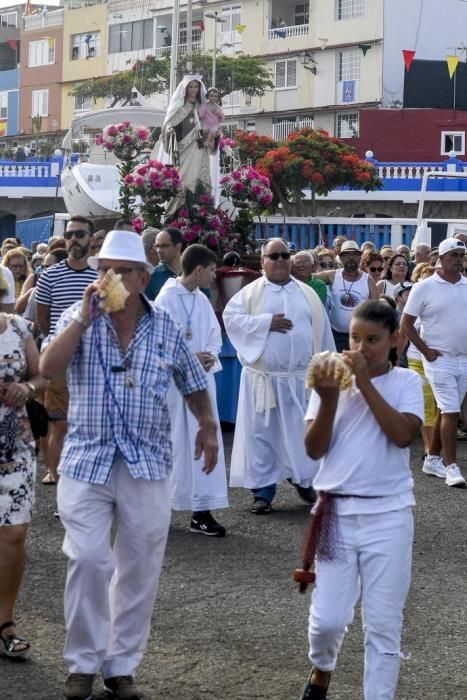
[273,117,314,141]
[268,23,309,40]
[0,157,63,185]
[154,40,203,57]
[24,8,64,31]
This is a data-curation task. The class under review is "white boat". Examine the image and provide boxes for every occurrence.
[60,106,166,219]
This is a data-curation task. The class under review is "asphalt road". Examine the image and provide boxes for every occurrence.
[1,427,467,700]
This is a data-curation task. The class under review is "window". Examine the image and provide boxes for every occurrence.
[108,19,153,54]
[338,49,360,81]
[32,89,48,117]
[179,21,202,46]
[28,39,55,67]
[336,112,359,138]
[441,131,465,156]
[336,0,364,20]
[295,3,309,25]
[71,32,100,60]
[0,11,17,27]
[74,93,92,112]
[275,59,297,89]
[220,4,242,44]
[0,92,7,119]
[246,120,256,133]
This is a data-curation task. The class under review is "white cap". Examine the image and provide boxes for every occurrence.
[88,230,153,273]
[438,238,466,257]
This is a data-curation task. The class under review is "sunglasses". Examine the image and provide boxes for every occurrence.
[382,256,392,262]
[320,262,335,269]
[369,266,383,273]
[64,229,89,240]
[264,251,291,261]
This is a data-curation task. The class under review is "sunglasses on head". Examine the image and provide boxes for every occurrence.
[369,266,383,273]
[64,229,89,240]
[264,251,291,261]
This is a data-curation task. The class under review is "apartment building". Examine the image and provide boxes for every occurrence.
[0,5,22,140]
[61,0,108,130]
[19,6,64,137]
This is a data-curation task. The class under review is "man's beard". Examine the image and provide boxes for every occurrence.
[68,242,89,260]
[343,260,359,274]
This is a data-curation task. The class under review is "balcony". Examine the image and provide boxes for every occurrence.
[268,0,309,40]
[154,40,203,57]
[24,8,64,32]
[268,24,309,40]
[272,117,314,140]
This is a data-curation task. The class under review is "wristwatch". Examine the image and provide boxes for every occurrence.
[72,308,90,328]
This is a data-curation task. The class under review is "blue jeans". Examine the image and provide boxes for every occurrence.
[252,484,276,504]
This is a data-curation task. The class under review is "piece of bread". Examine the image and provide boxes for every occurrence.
[96,269,130,313]
[305,350,353,390]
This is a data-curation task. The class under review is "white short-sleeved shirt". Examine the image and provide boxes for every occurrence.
[403,272,467,355]
[305,367,423,514]
[0,265,15,304]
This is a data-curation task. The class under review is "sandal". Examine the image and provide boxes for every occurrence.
[41,471,56,485]
[0,621,30,659]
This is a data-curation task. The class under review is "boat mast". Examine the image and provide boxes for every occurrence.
[169,0,181,97]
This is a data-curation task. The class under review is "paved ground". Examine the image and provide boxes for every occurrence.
[1,427,467,699]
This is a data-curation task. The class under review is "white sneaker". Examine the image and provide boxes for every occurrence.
[422,455,447,478]
[445,463,466,487]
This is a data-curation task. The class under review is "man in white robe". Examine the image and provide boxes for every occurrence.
[223,238,335,514]
[155,244,228,536]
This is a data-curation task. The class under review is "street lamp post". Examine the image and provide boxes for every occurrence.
[205,11,226,87]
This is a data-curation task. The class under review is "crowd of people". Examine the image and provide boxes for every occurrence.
[0,220,466,700]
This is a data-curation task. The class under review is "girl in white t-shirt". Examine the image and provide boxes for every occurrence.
[298,300,423,700]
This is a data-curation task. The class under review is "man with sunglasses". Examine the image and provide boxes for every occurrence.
[36,215,97,486]
[223,238,335,515]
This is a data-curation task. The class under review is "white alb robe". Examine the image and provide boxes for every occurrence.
[154,278,228,511]
[223,277,335,490]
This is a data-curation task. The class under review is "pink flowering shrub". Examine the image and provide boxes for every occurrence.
[125,160,183,203]
[220,165,273,208]
[168,194,234,253]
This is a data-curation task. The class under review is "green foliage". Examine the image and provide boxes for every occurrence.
[182,51,274,98]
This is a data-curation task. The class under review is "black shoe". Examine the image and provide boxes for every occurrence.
[103,675,144,700]
[288,480,317,505]
[63,673,95,700]
[251,498,272,514]
[190,511,226,537]
[300,670,331,699]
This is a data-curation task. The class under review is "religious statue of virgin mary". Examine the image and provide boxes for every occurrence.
[158,74,212,215]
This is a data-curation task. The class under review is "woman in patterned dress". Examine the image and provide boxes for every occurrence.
[0,269,45,658]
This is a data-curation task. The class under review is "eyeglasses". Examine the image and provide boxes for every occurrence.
[64,229,89,240]
[264,251,291,261]
[369,266,383,273]
[320,261,335,269]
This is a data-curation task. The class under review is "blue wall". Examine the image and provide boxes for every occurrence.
[0,68,18,91]
[7,89,18,136]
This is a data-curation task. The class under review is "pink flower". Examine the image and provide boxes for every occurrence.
[199,194,212,204]
[104,141,114,150]
[199,207,209,217]
[136,127,149,140]
[117,122,127,133]
[233,182,244,193]
[210,217,220,229]
[183,231,194,242]
[179,209,189,217]
[136,165,148,176]
[134,175,144,187]
[124,174,134,185]
[207,235,218,246]
[104,125,117,137]
[251,184,262,195]
[121,134,132,144]
[246,169,255,181]
[191,224,202,235]
[232,171,242,180]
[262,193,273,205]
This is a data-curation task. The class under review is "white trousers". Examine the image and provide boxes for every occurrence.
[308,508,413,700]
[57,456,171,677]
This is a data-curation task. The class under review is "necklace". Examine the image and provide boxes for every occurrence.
[341,274,359,307]
[115,301,147,389]
[179,291,196,340]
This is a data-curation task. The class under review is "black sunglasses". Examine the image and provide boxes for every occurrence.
[320,261,335,269]
[64,229,90,240]
[264,251,291,261]
[369,266,383,273]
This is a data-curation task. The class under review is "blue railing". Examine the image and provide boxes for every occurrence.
[254,221,417,249]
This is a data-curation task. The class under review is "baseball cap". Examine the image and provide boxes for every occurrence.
[393,281,413,297]
[340,240,362,255]
[438,238,466,256]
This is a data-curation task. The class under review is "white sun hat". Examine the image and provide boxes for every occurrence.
[88,230,154,273]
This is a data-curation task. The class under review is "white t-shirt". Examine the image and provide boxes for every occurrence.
[305,367,423,514]
[403,272,467,355]
[0,265,15,304]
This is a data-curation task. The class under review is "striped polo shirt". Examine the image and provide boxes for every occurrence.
[35,260,97,336]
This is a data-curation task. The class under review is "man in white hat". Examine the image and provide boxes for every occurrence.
[316,239,378,350]
[40,230,218,700]
[402,237,467,488]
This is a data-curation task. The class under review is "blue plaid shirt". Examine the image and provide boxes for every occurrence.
[55,298,208,484]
